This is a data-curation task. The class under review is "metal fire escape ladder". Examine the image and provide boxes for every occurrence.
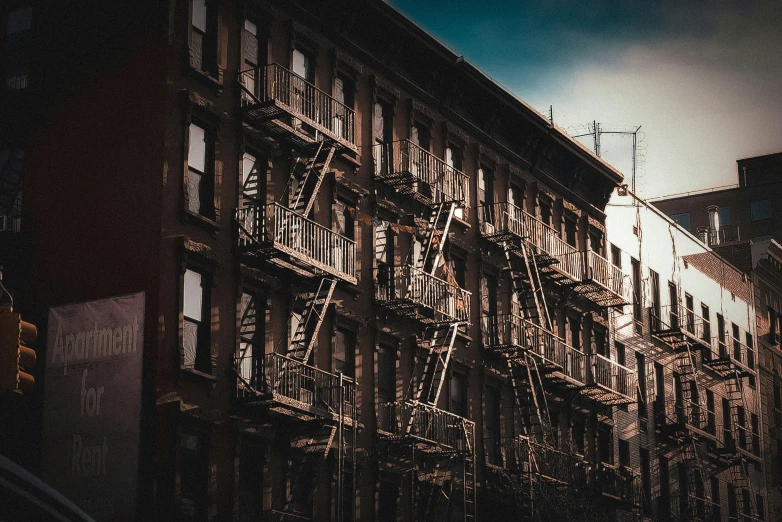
[462,425,476,522]
[286,278,337,361]
[282,425,338,519]
[508,357,553,445]
[418,456,455,522]
[414,201,457,275]
[674,343,714,510]
[289,141,336,217]
[411,323,460,409]
[725,369,757,519]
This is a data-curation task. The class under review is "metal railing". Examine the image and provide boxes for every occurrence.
[236,353,357,420]
[591,354,638,402]
[592,464,638,505]
[650,304,710,342]
[480,313,525,351]
[239,63,356,146]
[374,140,469,204]
[656,398,721,439]
[376,401,475,452]
[517,437,589,487]
[375,264,471,322]
[584,250,623,297]
[669,495,722,521]
[519,317,587,385]
[236,203,356,283]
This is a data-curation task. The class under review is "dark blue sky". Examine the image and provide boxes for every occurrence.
[389,0,782,197]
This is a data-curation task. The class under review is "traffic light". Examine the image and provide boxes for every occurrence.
[0,307,38,393]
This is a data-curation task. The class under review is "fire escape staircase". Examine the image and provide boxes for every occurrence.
[286,278,337,362]
[725,370,758,520]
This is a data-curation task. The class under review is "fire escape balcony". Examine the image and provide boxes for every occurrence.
[235,352,357,424]
[669,495,723,522]
[573,250,628,308]
[235,202,357,284]
[480,314,587,388]
[591,463,639,507]
[373,140,469,207]
[582,354,637,406]
[650,305,712,353]
[479,203,582,286]
[703,333,757,378]
[654,399,726,448]
[515,436,590,488]
[238,63,358,154]
[375,264,471,323]
[376,401,475,455]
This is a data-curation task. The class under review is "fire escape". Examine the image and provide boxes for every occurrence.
[233,62,358,521]
[374,139,475,522]
[479,201,638,519]
[650,303,761,521]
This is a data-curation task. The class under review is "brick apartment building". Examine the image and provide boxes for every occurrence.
[0,0,775,521]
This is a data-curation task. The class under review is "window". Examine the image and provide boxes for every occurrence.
[183,269,211,373]
[594,328,607,356]
[717,314,727,358]
[706,389,716,434]
[237,292,263,389]
[334,327,355,378]
[333,74,355,141]
[187,123,215,219]
[637,352,647,423]
[378,478,398,522]
[616,341,626,366]
[449,255,466,289]
[449,372,467,417]
[668,282,679,327]
[723,398,733,449]
[508,183,524,213]
[5,7,31,89]
[569,316,581,351]
[632,258,642,327]
[701,304,711,344]
[671,212,691,232]
[539,200,551,227]
[0,149,23,230]
[564,217,577,247]
[180,431,210,519]
[485,386,502,465]
[751,199,772,221]
[480,274,498,317]
[650,269,661,328]
[373,100,394,175]
[190,0,218,76]
[659,457,670,513]
[240,20,265,102]
[751,413,760,456]
[610,244,622,268]
[684,293,695,334]
[719,206,731,226]
[572,416,585,454]
[478,166,494,219]
[640,448,651,507]
[377,342,396,431]
[445,145,465,219]
[589,231,602,253]
[618,439,630,467]
[732,323,741,362]
[757,494,765,520]
[597,424,613,464]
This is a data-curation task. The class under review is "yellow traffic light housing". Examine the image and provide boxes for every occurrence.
[0,306,38,393]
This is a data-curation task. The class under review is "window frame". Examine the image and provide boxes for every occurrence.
[184,117,218,224]
[181,266,213,375]
[189,0,220,78]
[751,199,772,221]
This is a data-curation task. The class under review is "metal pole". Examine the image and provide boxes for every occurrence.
[338,372,344,522]
[352,378,357,522]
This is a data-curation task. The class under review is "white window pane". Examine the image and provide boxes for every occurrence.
[242,153,256,186]
[244,20,257,35]
[187,170,201,214]
[188,124,206,173]
[292,49,308,79]
[478,168,485,191]
[184,269,203,321]
[7,8,32,34]
[445,147,453,168]
[192,0,206,32]
[333,77,344,104]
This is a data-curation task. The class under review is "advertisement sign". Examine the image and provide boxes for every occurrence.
[42,293,145,521]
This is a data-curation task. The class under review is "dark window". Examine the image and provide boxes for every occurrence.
[449,372,467,417]
[757,494,765,520]
[752,413,760,455]
[732,323,742,363]
[238,441,264,518]
[650,269,661,328]
[378,343,396,403]
[611,244,622,268]
[706,389,716,434]
[564,218,577,247]
[572,416,585,454]
[4,7,31,89]
[191,0,218,76]
[723,398,733,449]
[334,327,355,378]
[751,199,772,221]
[637,351,647,422]
[618,439,630,467]
[597,424,613,464]
[719,206,731,226]
[240,20,265,101]
[589,232,602,253]
[539,201,551,227]
[616,342,626,366]
[180,431,210,520]
[411,120,430,151]
[183,268,211,373]
[569,317,581,351]
[668,282,679,328]
[480,274,498,317]
[717,314,727,358]
[685,293,695,334]
[187,122,216,219]
[485,386,502,465]
[378,478,397,522]
[632,258,643,327]
[450,255,466,289]
[671,213,691,231]
[594,328,607,356]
